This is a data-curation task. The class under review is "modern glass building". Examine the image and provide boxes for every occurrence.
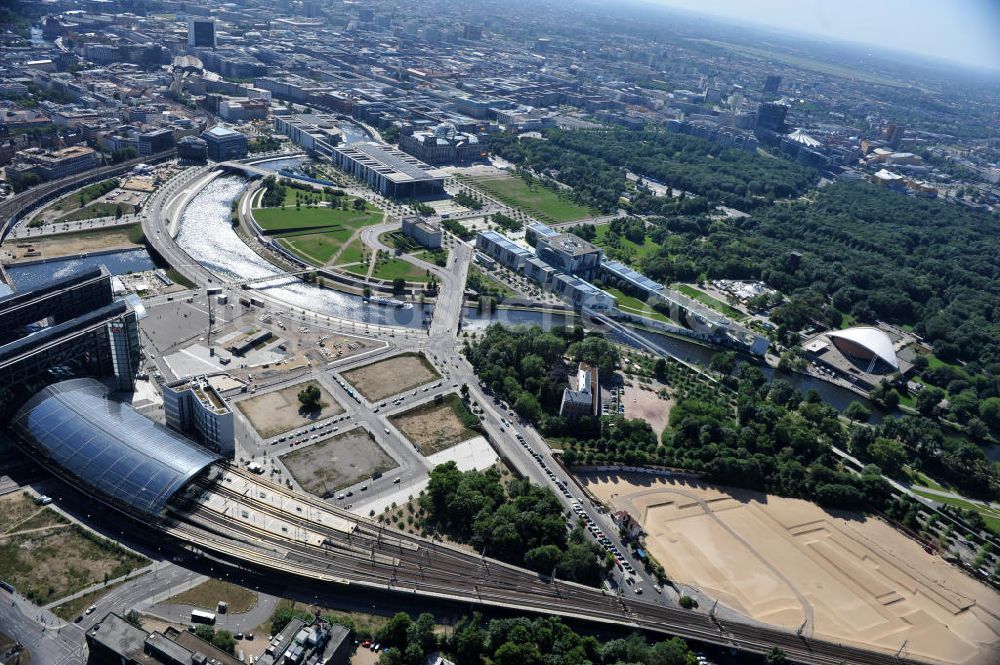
[10,379,220,518]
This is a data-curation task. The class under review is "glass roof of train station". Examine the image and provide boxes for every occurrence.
[10,378,219,517]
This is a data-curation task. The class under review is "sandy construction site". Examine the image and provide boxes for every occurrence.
[579,473,1000,665]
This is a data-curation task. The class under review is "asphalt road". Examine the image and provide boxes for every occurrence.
[0,588,86,665]
[0,156,950,665]
[135,164,800,650]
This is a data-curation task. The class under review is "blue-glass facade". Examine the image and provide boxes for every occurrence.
[10,378,219,517]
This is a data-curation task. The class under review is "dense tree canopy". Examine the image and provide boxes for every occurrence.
[380,612,699,665]
[464,324,619,436]
[653,181,1000,368]
[490,129,817,214]
[420,463,608,585]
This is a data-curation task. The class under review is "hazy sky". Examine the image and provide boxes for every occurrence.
[646,0,1000,71]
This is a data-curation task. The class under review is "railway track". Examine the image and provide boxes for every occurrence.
[0,149,176,241]
[161,466,932,665]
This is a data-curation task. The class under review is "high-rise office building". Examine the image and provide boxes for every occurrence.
[138,128,175,156]
[163,376,235,456]
[463,24,483,40]
[188,18,216,48]
[762,74,782,94]
[756,101,789,133]
[201,125,248,161]
[883,122,905,149]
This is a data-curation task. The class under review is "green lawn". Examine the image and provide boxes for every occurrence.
[593,224,661,265]
[413,248,448,266]
[335,237,366,266]
[42,180,119,217]
[253,205,381,232]
[279,232,351,265]
[925,353,961,371]
[467,175,595,223]
[909,470,950,493]
[837,310,858,329]
[56,202,134,223]
[253,204,382,265]
[280,183,350,207]
[371,257,429,282]
[604,287,671,323]
[910,488,1000,537]
[675,284,746,321]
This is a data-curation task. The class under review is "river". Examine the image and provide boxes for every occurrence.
[174,173,874,411]
[5,248,156,291]
[341,122,372,145]
[463,305,880,416]
[174,175,430,329]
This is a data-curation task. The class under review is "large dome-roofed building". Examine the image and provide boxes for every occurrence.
[802,325,911,392]
[827,326,899,372]
[9,378,220,518]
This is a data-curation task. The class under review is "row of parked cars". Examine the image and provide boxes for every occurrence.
[514,432,574,500]
[273,415,352,446]
[512,431,650,593]
[511,429,665,598]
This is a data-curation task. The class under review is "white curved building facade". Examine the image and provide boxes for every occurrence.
[827,327,899,371]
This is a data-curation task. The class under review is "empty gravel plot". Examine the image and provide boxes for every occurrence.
[341,352,440,402]
[236,380,343,438]
[389,395,479,456]
[280,428,397,497]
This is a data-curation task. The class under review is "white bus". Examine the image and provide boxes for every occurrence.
[191,609,216,625]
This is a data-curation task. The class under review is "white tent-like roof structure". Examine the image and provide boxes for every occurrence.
[787,128,821,148]
[827,327,898,370]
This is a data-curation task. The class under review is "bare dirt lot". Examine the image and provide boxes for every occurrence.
[236,380,343,438]
[0,492,54,533]
[0,521,148,606]
[579,472,1000,665]
[1,225,141,264]
[341,352,440,402]
[280,428,397,496]
[389,395,479,456]
[621,382,673,437]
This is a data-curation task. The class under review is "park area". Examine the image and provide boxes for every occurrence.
[463,174,595,223]
[252,202,383,266]
[341,352,440,402]
[31,179,136,226]
[344,254,430,283]
[235,380,343,438]
[0,493,148,606]
[389,394,479,456]
[592,223,662,264]
[578,473,1000,665]
[280,428,397,496]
